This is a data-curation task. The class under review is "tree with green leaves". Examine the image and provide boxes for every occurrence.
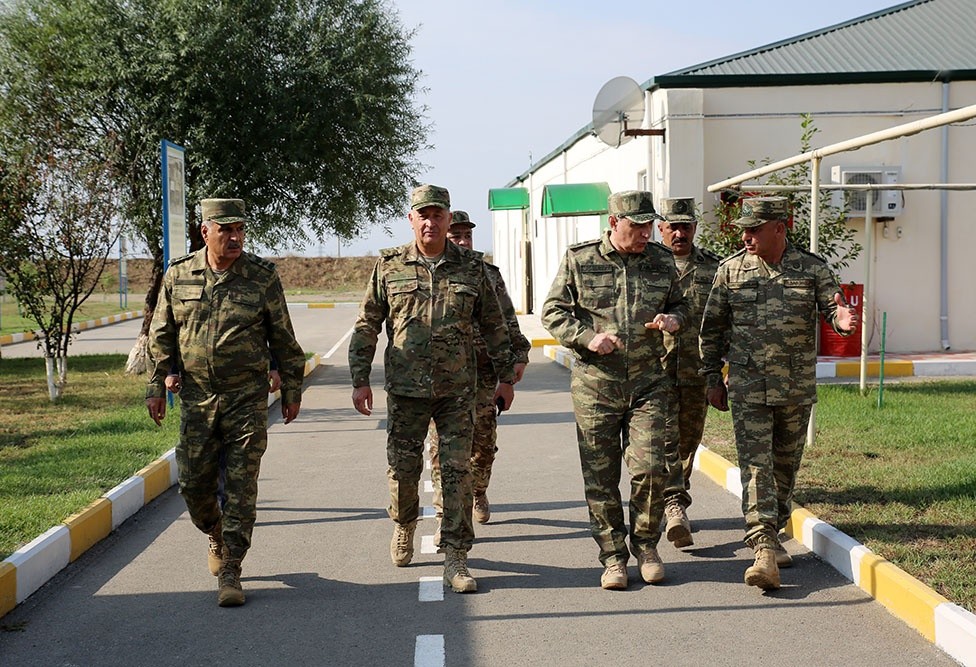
[0,126,123,400]
[0,0,429,370]
[700,114,862,273]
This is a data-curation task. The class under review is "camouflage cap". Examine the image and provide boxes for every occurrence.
[201,198,249,225]
[659,197,698,223]
[410,184,451,211]
[450,210,476,229]
[607,190,661,223]
[734,196,790,228]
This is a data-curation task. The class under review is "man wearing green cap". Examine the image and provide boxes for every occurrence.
[427,210,531,538]
[348,185,517,593]
[147,198,306,607]
[542,190,688,591]
[656,197,722,549]
[700,196,857,591]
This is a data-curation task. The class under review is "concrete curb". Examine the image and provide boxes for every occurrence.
[540,342,976,667]
[0,310,145,348]
[0,353,323,620]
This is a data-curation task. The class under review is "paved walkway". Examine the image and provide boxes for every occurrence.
[0,306,973,666]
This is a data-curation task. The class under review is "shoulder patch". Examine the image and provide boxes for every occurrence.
[719,248,747,266]
[246,253,276,273]
[795,246,830,265]
[169,252,194,265]
[568,239,601,251]
[699,247,723,263]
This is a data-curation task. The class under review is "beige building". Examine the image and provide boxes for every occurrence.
[491,0,976,354]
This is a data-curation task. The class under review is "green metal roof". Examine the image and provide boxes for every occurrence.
[653,0,976,88]
[541,183,610,217]
[488,187,529,211]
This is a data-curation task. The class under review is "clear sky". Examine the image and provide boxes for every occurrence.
[304,0,901,257]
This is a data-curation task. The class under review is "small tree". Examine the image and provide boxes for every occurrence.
[700,114,862,273]
[0,129,123,401]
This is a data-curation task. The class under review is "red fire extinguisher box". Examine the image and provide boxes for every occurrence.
[819,283,863,357]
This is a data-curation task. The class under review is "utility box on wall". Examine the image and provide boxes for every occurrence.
[830,165,903,217]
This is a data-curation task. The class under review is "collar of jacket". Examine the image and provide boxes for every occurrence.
[401,240,465,265]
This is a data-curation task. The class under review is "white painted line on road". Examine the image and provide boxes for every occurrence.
[414,634,445,667]
[424,480,434,494]
[421,534,437,554]
[323,326,355,359]
[418,576,443,602]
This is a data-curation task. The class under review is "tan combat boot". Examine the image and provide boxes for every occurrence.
[600,561,628,590]
[217,557,245,607]
[664,501,693,548]
[637,548,665,584]
[207,522,224,577]
[744,547,781,590]
[390,520,417,567]
[473,492,491,524]
[443,547,477,593]
[773,543,793,568]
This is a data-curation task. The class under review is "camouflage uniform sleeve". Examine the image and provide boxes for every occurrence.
[540,250,596,351]
[347,259,387,388]
[146,268,177,399]
[265,271,306,405]
[663,266,690,330]
[476,263,516,383]
[492,269,531,364]
[699,267,732,388]
[817,263,849,336]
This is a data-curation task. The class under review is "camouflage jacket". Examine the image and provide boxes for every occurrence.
[147,249,306,404]
[699,242,846,406]
[541,232,688,385]
[662,246,721,386]
[471,263,531,387]
[348,241,515,398]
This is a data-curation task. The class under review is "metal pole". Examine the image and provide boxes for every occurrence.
[860,190,873,395]
[878,311,888,408]
[806,157,821,448]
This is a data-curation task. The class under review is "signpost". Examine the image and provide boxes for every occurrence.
[161,140,186,268]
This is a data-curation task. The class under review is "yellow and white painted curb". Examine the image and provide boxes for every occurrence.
[542,343,976,666]
[0,310,145,347]
[0,353,323,621]
[287,301,359,310]
[692,446,976,667]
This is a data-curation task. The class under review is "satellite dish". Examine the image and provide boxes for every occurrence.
[592,76,645,148]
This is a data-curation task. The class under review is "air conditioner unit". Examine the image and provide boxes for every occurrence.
[829,165,903,217]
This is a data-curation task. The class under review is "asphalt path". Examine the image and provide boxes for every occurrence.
[0,306,957,666]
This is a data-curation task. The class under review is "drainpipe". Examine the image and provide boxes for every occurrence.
[940,83,951,349]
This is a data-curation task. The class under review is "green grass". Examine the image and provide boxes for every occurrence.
[0,292,142,336]
[702,380,976,613]
[0,354,179,559]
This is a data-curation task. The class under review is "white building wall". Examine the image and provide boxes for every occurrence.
[504,79,976,352]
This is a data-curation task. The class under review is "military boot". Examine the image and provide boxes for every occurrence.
[664,501,693,548]
[390,520,417,567]
[443,547,477,593]
[472,492,491,524]
[217,557,245,607]
[744,547,781,590]
[600,561,628,590]
[773,543,793,568]
[636,548,665,584]
[207,522,224,577]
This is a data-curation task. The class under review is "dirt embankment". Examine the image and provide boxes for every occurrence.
[102,256,376,298]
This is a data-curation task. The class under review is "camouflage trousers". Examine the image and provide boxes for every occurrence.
[387,392,476,551]
[429,382,498,514]
[571,367,670,566]
[663,383,709,508]
[731,401,812,549]
[175,384,268,560]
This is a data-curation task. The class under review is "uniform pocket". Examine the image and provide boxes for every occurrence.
[172,285,204,324]
[448,281,478,319]
[728,283,758,326]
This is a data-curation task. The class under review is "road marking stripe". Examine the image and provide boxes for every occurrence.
[421,535,437,554]
[323,326,354,359]
[414,635,444,667]
[418,576,443,602]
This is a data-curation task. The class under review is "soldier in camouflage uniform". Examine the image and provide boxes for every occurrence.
[656,197,722,548]
[429,211,530,534]
[699,196,857,591]
[542,190,688,591]
[146,198,305,607]
[348,185,516,594]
